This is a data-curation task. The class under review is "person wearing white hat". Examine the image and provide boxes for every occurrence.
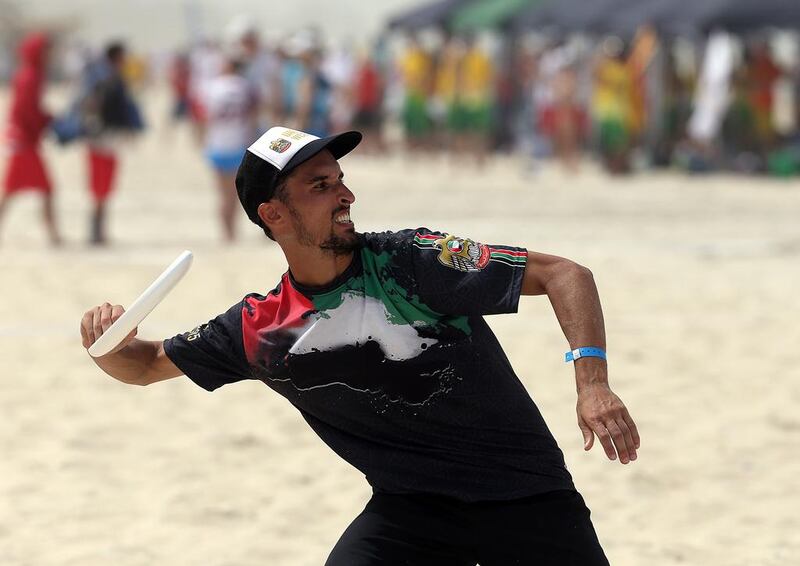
[82,126,638,565]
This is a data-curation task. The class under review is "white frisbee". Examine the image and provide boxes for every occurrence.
[88,250,193,358]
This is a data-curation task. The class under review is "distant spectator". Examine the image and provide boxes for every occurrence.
[398,34,434,151]
[0,32,61,246]
[202,54,258,241]
[168,52,191,123]
[353,45,386,153]
[540,64,586,171]
[81,41,144,245]
[745,41,782,150]
[452,36,495,167]
[592,37,633,174]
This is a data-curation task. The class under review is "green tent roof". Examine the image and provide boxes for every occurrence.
[450,0,543,32]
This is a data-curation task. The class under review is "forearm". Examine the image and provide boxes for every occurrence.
[523,253,639,462]
[544,262,608,390]
[93,338,161,385]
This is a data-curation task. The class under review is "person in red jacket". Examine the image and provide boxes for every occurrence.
[0,32,61,246]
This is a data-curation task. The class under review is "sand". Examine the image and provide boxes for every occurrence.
[1,87,799,565]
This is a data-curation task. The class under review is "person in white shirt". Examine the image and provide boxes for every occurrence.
[203,55,258,241]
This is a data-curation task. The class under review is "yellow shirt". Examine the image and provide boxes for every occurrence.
[399,48,432,97]
[459,48,493,104]
[592,58,632,124]
[434,48,460,103]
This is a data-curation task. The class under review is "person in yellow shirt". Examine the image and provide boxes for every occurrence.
[398,34,433,150]
[592,37,633,173]
[449,36,494,166]
[432,37,461,149]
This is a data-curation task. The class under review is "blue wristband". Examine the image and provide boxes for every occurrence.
[564,347,607,362]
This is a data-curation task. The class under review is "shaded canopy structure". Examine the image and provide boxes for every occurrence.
[388,0,549,33]
[698,0,800,32]
[514,0,800,35]
[387,0,470,31]
[513,0,632,34]
[606,0,736,37]
[449,0,544,33]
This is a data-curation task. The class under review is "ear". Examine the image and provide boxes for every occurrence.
[257,201,284,233]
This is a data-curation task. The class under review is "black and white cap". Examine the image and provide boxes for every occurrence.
[235,126,362,227]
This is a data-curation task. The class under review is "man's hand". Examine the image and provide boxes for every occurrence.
[577,383,640,464]
[79,303,181,386]
[80,302,137,355]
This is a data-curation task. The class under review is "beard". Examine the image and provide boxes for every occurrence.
[319,232,360,256]
[288,204,360,257]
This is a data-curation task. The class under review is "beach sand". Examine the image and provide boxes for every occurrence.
[1,88,799,565]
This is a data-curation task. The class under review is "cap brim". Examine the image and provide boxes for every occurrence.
[282,131,362,175]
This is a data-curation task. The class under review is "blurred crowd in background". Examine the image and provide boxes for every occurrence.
[1,0,799,245]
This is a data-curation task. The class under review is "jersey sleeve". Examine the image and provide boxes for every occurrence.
[407,228,528,317]
[163,300,252,391]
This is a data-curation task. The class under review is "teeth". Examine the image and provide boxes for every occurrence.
[335,212,351,223]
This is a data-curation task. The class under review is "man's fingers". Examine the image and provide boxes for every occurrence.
[578,417,594,450]
[592,422,617,461]
[82,303,123,350]
[100,303,114,332]
[110,304,126,323]
[577,387,640,463]
[624,412,641,449]
[618,419,637,461]
[606,420,628,462]
[80,311,92,347]
[93,304,105,339]
[606,420,632,464]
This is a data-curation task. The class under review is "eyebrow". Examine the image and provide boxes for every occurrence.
[306,171,344,184]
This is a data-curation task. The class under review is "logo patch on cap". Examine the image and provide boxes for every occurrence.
[269,138,292,153]
[247,126,320,170]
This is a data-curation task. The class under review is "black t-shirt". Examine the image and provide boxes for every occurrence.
[164,228,574,501]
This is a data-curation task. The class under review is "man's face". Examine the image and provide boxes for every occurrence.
[278,150,358,255]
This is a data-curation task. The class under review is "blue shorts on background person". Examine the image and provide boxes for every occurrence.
[206,148,246,173]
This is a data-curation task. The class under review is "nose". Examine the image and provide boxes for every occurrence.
[338,182,355,206]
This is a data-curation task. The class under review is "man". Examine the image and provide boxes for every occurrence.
[80,42,144,244]
[81,126,639,565]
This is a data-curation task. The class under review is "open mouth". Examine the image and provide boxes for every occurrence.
[334,210,353,226]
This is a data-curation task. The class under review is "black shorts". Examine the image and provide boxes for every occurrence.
[325,489,609,565]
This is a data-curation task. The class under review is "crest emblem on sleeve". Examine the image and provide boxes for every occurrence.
[434,234,490,272]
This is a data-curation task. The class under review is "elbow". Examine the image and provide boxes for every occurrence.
[555,258,593,280]
[573,262,594,282]
[570,262,596,288]
[129,370,159,386]
[545,260,594,293]
[108,371,153,387]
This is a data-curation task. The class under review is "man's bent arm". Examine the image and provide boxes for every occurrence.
[521,252,606,386]
[521,251,640,464]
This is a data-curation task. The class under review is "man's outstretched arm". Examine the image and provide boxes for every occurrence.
[521,251,640,464]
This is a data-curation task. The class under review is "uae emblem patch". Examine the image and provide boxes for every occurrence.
[434,234,490,272]
[269,138,292,153]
